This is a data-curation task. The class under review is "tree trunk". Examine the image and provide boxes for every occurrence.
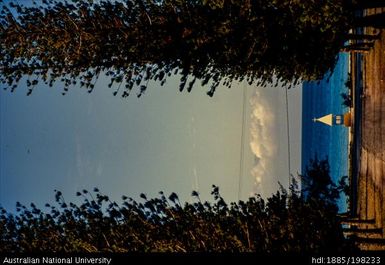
[354,13,385,28]
[341,48,369,54]
[343,43,374,50]
[347,33,380,40]
[353,0,385,9]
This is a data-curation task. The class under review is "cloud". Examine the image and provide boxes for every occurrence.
[249,90,278,195]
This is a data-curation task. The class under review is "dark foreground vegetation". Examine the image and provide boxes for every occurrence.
[2,0,384,97]
[0,159,356,253]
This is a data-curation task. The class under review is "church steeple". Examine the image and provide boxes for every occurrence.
[313,114,334,126]
[313,112,352,127]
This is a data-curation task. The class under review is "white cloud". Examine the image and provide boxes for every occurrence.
[249,90,278,196]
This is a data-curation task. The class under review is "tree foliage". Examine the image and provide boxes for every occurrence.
[0,163,356,253]
[301,157,350,204]
[0,0,353,97]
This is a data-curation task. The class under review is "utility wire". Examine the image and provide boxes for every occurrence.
[238,83,247,201]
[285,88,292,188]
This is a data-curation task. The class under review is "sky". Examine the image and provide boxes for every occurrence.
[0,73,301,211]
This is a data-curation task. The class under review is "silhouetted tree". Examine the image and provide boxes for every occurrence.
[0,180,356,253]
[1,0,384,97]
[341,92,352,108]
[0,0,356,97]
[301,158,348,206]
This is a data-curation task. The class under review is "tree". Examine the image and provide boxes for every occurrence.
[0,0,359,97]
[1,0,384,97]
[341,92,352,108]
[0,179,356,253]
[300,158,348,206]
